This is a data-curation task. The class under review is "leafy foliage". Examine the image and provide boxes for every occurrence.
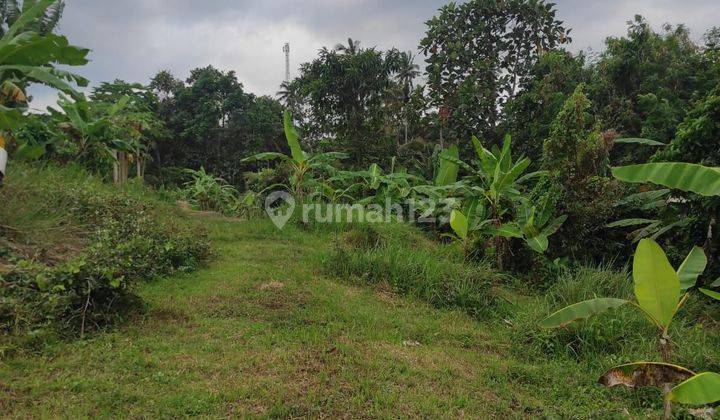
[420,0,569,143]
[0,164,210,349]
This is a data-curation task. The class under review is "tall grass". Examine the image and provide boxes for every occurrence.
[322,222,502,319]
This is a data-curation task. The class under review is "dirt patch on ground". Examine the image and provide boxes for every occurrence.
[258,281,284,291]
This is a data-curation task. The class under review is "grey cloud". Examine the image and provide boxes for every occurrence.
[27,0,719,110]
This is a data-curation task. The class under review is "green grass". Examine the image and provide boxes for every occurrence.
[1,217,718,417]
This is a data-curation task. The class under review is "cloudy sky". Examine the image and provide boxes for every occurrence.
[28,0,718,110]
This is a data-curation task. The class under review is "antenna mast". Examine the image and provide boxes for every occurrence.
[282,43,290,83]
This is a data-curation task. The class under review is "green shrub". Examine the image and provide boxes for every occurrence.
[0,164,210,353]
[322,222,501,319]
[181,167,241,215]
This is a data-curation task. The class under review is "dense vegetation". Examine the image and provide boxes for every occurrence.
[1,0,719,417]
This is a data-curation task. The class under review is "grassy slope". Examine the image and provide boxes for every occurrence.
[0,217,688,418]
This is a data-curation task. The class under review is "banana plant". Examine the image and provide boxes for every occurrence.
[514,196,567,253]
[0,0,88,185]
[540,239,706,335]
[449,195,566,256]
[455,135,548,267]
[612,160,720,295]
[447,200,493,258]
[242,110,346,202]
[541,239,716,417]
[47,93,130,166]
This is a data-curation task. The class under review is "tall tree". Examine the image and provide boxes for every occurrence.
[149,67,284,187]
[420,0,569,146]
[334,37,361,55]
[290,44,402,165]
[395,51,421,145]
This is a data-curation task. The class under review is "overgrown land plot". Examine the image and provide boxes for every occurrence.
[1,216,713,418]
[3,0,720,417]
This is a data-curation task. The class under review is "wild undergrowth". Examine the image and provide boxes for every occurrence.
[508,263,720,371]
[322,222,504,320]
[0,164,210,355]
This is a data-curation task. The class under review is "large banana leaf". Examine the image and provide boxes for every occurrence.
[524,234,548,253]
[241,152,288,163]
[450,209,468,240]
[368,163,382,189]
[0,0,54,45]
[677,246,707,292]
[435,145,459,186]
[612,163,720,197]
[497,158,530,191]
[283,110,306,164]
[633,239,680,328]
[485,223,523,239]
[0,105,24,130]
[0,32,89,66]
[539,298,629,328]
[471,136,496,174]
[541,215,567,237]
[668,372,720,405]
[606,218,658,228]
[613,137,667,146]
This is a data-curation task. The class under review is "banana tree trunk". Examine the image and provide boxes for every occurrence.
[0,134,7,186]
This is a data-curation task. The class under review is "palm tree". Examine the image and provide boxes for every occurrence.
[396,51,420,144]
[334,38,362,55]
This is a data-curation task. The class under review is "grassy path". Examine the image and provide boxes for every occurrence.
[1,217,639,418]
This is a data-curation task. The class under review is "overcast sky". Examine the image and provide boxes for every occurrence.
[28,0,719,111]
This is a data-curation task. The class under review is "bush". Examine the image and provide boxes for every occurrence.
[322,222,502,319]
[0,164,210,353]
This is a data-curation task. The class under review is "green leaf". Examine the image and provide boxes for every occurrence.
[614,137,667,146]
[710,278,720,288]
[13,142,44,160]
[471,136,497,174]
[0,0,54,43]
[669,372,720,405]
[539,298,629,328]
[524,234,548,253]
[498,158,530,190]
[606,218,657,228]
[435,145,459,186]
[612,163,720,197]
[283,110,305,164]
[677,246,707,292]
[450,209,468,240]
[615,189,670,207]
[540,215,567,237]
[0,65,85,96]
[241,152,288,163]
[700,288,720,301]
[633,239,680,328]
[368,163,382,189]
[0,105,25,130]
[486,223,522,238]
